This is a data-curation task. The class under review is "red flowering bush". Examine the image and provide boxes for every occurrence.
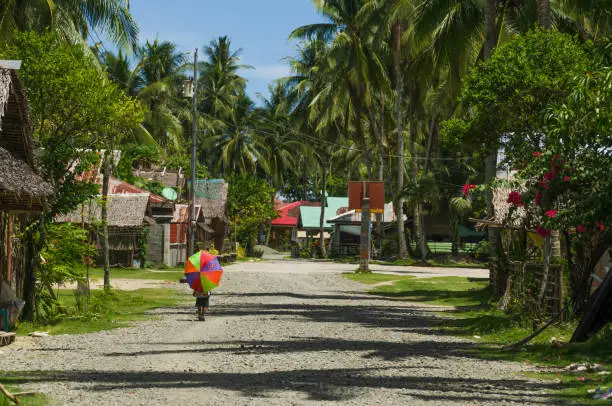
[462,184,476,196]
[512,150,609,238]
[507,191,523,206]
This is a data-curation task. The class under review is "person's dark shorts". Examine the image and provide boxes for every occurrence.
[196,297,209,307]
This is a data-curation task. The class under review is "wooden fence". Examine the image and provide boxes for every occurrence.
[500,261,563,319]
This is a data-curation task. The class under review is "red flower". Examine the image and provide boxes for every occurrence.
[507,191,523,206]
[596,221,605,232]
[462,184,476,196]
[577,225,586,233]
[536,227,551,237]
[563,176,570,182]
[533,152,542,157]
[535,191,543,206]
[539,181,550,190]
[545,210,558,218]
[543,172,555,181]
[544,210,559,219]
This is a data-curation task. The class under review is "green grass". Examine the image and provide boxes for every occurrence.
[88,266,185,281]
[16,288,187,336]
[345,273,612,405]
[343,272,408,285]
[0,376,51,405]
[328,256,487,269]
[0,392,49,405]
[345,274,489,307]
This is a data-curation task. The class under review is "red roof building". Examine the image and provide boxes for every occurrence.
[269,200,320,250]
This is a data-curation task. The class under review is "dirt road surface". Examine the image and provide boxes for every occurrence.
[3,260,556,405]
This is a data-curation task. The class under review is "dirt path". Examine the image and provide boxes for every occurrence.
[2,262,555,405]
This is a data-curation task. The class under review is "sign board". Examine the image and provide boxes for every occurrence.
[348,181,384,214]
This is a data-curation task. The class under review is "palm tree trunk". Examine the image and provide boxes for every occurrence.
[319,162,327,258]
[424,117,437,175]
[393,22,408,259]
[102,150,111,291]
[484,0,497,60]
[366,107,385,181]
[484,0,502,294]
[409,89,426,259]
[537,0,551,29]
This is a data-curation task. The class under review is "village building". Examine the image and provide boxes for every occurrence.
[269,200,319,251]
[327,202,402,256]
[295,197,348,250]
[56,193,150,267]
[193,179,229,252]
[0,64,53,301]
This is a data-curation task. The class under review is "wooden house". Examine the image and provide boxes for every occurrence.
[56,194,150,267]
[0,63,53,297]
[194,179,228,252]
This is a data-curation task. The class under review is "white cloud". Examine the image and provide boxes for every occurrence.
[242,64,291,80]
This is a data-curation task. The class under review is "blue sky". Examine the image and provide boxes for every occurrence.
[130,0,325,102]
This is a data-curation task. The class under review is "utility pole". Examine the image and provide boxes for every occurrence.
[188,48,198,257]
[359,182,371,272]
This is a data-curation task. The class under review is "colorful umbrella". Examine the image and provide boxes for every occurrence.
[184,251,224,293]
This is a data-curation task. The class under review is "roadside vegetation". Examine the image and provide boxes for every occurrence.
[16,288,186,336]
[346,273,612,404]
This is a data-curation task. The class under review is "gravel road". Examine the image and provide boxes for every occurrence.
[1,260,556,405]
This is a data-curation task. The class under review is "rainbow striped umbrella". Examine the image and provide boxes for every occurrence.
[184,251,224,293]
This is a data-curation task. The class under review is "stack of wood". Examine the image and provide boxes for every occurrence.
[0,331,15,346]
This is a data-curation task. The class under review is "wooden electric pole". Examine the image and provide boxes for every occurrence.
[188,48,198,257]
[359,182,371,272]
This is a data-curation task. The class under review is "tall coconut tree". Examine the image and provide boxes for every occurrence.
[0,0,138,50]
[255,82,304,189]
[291,0,391,182]
[136,39,188,150]
[199,36,252,122]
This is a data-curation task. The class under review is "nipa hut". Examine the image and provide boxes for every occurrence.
[56,194,150,267]
[0,63,53,298]
[194,179,228,252]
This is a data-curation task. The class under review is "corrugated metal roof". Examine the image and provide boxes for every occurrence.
[271,201,305,227]
[109,177,168,204]
[299,197,348,230]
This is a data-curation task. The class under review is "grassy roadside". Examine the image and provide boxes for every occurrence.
[344,272,612,405]
[88,266,185,281]
[16,288,188,336]
[0,383,49,406]
[326,256,487,269]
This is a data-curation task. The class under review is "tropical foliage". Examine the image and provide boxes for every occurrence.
[1,0,610,323]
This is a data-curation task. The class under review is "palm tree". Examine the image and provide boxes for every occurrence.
[102,50,140,96]
[199,36,251,122]
[255,82,304,189]
[207,95,270,175]
[136,39,189,150]
[290,0,390,182]
[0,0,138,49]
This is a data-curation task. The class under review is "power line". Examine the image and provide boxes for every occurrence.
[223,116,479,162]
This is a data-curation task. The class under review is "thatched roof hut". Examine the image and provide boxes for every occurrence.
[194,179,228,220]
[0,66,52,212]
[56,193,150,228]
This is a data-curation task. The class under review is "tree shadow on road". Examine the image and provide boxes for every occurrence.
[104,336,474,361]
[3,367,557,403]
